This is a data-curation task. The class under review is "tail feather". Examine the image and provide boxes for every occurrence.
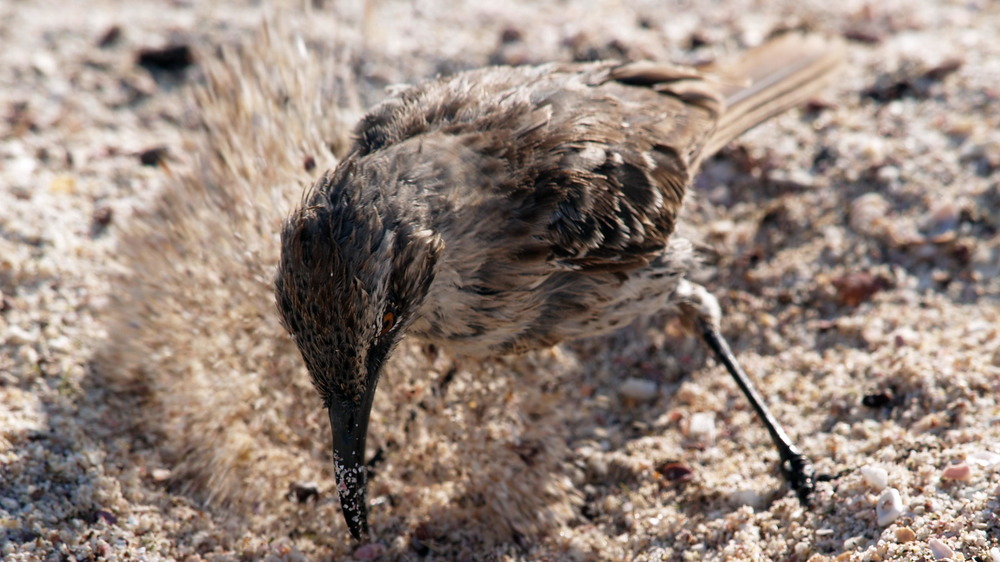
[703,32,845,157]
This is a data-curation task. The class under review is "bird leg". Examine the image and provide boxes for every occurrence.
[675,279,815,505]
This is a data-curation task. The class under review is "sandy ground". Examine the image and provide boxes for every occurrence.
[1,0,999,560]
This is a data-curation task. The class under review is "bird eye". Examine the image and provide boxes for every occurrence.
[380,312,395,336]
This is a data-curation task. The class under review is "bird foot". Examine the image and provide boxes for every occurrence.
[781,451,816,507]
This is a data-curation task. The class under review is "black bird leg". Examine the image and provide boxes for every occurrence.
[676,280,815,505]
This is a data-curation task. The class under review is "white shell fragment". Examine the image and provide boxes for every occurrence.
[876,487,904,526]
[969,450,1000,467]
[731,488,764,508]
[928,538,954,560]
[685,412,717,442]
[619,377,658,402]
[860,464,888,491]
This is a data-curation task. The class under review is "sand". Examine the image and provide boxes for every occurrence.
[1,0,998,560]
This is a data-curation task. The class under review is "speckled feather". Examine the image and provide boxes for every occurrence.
[275,32,843,402]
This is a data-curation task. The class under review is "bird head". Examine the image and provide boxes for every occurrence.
[275,164,442,539]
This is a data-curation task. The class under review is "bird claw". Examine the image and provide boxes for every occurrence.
[782,452,816,507]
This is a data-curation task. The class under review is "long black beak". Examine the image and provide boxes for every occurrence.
[329,389,376,540]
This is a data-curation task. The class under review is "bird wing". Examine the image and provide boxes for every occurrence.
[351,61,725,273]
[505,61,725,272]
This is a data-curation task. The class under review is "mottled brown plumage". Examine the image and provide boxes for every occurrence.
[275,32,844,539]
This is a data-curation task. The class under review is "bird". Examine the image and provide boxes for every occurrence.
[274,31,845,540]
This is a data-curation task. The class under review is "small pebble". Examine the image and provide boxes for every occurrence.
[289,482,319,503]
[731,488,764,508]
[31,52,57,76]
[7,326,37,346]
[500,26,523,43]
[928,537,953,560]
[989,546,1000,562]
[922,200,959,242]
[94,510,117,525]
[862,390,894,408]
[860,464,888,491]
[410,538,430,556]
[895,526,916,543]
[97,25,122,48]
[941,462,972,481]
[354,542,385,560]
[685,412,716,441]
[849,193,890,236]
[151,468,172,481]
[619,377,658,402]
[892,327,918,347]
[139,146,169,167]
[92,206,114,234]
[831,271,884,307]
[657,462,694,482]
[137,44,195,72]
[876,487,903,526]
[49,174,77,194]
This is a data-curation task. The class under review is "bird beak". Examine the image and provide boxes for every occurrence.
[329,388,376,541]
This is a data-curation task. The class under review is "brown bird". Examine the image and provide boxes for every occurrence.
[274,32,844,540]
